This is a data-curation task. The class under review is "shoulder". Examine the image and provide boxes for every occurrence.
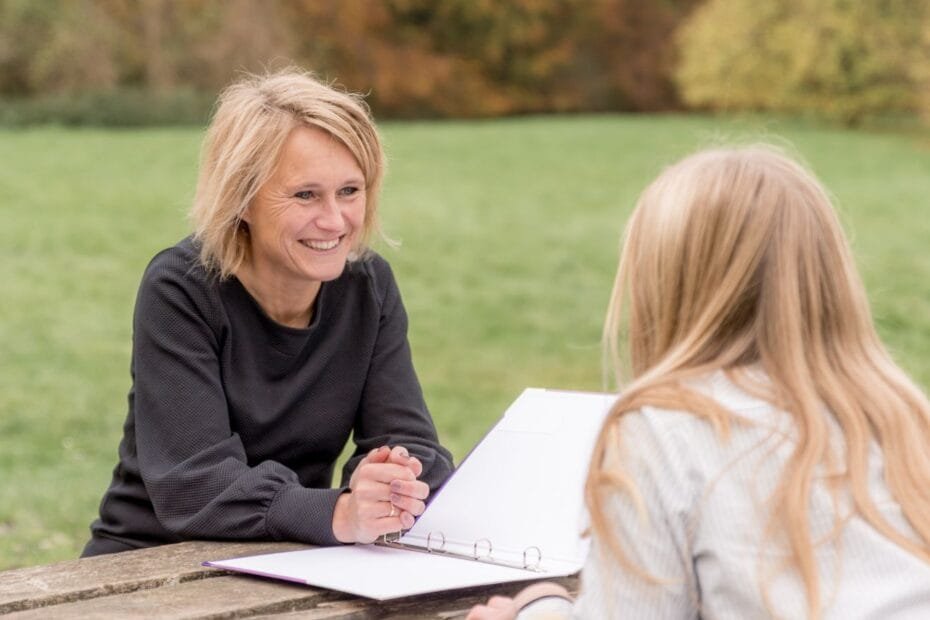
[627,371,778,441]
[135,236,222,322]
[141,236,210,288]
[613,371,786,492]
[344,251,399,305]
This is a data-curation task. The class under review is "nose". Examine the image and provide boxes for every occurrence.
[316,195,344,231]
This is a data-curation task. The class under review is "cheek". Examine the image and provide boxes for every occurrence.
[347,201,367,229]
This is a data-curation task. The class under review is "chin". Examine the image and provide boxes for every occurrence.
[308,262,350,282]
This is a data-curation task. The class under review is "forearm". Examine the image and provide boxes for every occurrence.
[142,444,346,546]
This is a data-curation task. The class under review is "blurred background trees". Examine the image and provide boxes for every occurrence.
[0,0,928,125]
[676,0,927,125]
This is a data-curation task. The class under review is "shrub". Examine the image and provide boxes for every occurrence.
[0,88,215,127]
[675,0,930,126]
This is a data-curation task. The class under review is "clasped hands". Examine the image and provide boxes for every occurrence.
[332,445,429,544]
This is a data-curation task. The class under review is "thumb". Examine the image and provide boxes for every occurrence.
[349,446,391,487]
[364,445,392,464]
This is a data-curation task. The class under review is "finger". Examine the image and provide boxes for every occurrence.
[398,509,415,529]
[357,508,415,541]
[390,478,429,501]
[466,605,490,620]
[390,492,426,517]
[355,461,417,484]
[389,445,409,461]
[349,446,391,487]
[488,595,515,608]
[387,447,424,478]
[351,479,394,504]
[406,455,423,478]
[364,445,392,464]
[466,599,515,620]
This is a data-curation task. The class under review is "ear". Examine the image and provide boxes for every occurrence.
[240,205,252,225]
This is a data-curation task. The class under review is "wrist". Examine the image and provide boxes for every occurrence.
[331,492,354,543]
[516,595,574,619]
[512,582,572,609]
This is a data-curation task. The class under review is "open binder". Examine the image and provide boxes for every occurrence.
[205,387,615,600]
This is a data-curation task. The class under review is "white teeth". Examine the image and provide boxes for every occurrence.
[302,238,340,251]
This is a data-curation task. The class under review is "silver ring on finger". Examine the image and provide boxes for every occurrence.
[389,503,397,518]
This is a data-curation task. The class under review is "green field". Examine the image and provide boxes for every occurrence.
[1,115,928,569]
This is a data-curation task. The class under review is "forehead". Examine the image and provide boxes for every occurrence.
[274,125,363,180]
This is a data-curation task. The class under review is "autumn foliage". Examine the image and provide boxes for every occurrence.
[1,0,928,125]
[0,0,698,118]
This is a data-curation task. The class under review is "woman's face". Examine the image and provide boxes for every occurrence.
[244,125,366,290]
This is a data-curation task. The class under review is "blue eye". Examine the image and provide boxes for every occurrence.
[338,186,360,197]
[294,190,314,200]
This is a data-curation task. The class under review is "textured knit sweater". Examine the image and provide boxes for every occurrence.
[516,372,930,618]
[83,237,453,555]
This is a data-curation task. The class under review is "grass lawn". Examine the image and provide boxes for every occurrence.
[1,115,928,569]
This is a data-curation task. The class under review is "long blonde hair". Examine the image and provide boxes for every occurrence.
[189,68,386,278]
[586,145,930,617]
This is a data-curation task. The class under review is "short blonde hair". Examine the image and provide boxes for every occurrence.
[189,68,386,278]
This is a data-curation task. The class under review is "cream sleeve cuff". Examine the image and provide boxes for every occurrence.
[515,595,574,619]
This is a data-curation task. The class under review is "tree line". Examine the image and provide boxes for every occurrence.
[0,0,927,126]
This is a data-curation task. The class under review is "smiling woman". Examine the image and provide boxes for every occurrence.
[81,68,454,556]
[238,126,368,328]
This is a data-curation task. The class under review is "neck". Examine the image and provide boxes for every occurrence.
[235,262,321,329]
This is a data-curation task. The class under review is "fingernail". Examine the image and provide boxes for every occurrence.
[397,447,408,458]
[391,493,402,503]
[390,480,402,492]
[401,513,415,528]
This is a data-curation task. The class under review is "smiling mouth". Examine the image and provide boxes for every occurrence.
[300,236,344,251]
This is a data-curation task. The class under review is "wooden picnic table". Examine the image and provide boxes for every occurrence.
[0,541,579,618]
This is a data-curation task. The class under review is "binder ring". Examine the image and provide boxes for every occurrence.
[473,538,493,560]
[426,531,446,553]
[522,546,542,570]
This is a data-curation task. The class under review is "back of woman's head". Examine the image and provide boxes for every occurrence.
[593,144,930,617]
[607,145,873,382]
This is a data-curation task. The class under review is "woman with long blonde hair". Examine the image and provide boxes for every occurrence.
[469,145,930,618]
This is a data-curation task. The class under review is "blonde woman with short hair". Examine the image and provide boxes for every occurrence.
[83,69,453,556]
[470,146,930,619]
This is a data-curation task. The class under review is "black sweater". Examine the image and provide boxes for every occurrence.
[83,237,453,555]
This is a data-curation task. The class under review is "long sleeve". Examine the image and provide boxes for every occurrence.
[87,241,454,555]
[573,412,700,619]
[340,258,454,491]
[130,255,344,546]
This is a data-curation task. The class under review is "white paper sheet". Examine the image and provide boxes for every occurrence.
[207,545,561,600]
[206,388,616,599]
[402,388,615,566]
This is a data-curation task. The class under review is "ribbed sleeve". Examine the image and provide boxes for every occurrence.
[339,257,454,491]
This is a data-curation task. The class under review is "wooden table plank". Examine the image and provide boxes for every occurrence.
[0,541,307,614]
[2,575,345,620]
[248,576,580,619]
[0,541,580,618]
[3,572,578,620]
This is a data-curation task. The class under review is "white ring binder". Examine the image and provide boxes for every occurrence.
[207,388,612,597]
[472,538,492,560]
[426,531,446,553]
[377,531,546,573]
[523,545,542,570]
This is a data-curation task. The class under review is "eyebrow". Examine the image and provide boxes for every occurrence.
[287,178,365,190]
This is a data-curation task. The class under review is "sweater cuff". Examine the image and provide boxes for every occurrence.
[265,484,347,546]
[516,595,574,619]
